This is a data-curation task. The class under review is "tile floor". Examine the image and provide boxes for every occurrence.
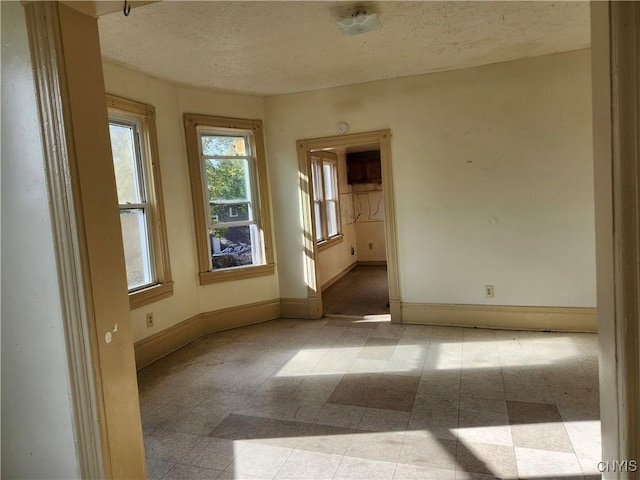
[138,318,601,479]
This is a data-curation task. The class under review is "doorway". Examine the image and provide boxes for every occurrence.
[296,130,401,321]
[320,144,389,317]
[322,265,389,316]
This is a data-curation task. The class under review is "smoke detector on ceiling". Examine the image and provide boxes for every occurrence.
[335,9,381,35]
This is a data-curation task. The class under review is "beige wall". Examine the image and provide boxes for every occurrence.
[1,2,80,476]
[266,49,596,309]
[103,48,596,339]
[102,62,279,342]
[317,223,357,288]
[353,184,387,263]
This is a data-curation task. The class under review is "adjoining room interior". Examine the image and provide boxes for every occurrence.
[322,265,390,317]
[308,141,391,318]
[5,1,640,479]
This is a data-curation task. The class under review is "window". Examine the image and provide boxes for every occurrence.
[184,114,275,284]
[107,94,173,308]
[310,151,341,243]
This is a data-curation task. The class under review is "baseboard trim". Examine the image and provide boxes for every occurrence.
[134,298,281,369]
[134,299,596,368]
[134,314,202,369]
[321,262,358,291]
[280,297,312,319]
[401,303,597,332]
[200,299,281,333]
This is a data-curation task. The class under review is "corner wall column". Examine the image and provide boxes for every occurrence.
[24,2,146,478]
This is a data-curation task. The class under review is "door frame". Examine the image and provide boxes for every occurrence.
[24,2,146,477]
[297,130,402,322]
[591,2,640,471]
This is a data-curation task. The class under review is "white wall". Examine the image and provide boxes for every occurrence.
[102,62,280,341]
[318,224,357,288]
[101,48,596,335]
[266,49,596,308]
[1,2,80,477]
[353,184,387,263]
[176,86,280,314]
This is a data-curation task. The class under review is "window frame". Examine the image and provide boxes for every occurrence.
[107,94,173,309]
[310,151,342,248]
[184,114,275,284]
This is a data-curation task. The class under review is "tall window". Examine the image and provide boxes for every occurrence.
[109,118,152,288]
[311,151,341,243]
[201,133,261,269]
[184,114,274,284]
[107,95,173,308]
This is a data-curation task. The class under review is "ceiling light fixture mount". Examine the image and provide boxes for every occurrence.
[335,8,381,35]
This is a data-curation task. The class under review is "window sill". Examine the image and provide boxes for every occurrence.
[318,235,344,252]
[199,263,275,285]
[129,281,174,310]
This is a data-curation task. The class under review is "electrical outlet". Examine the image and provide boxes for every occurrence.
[484,285,494,298]
[368,242,373,250]
[146,312,154,328]
[351,246,355,255]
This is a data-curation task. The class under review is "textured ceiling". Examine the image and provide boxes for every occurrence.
[98,1,590,96]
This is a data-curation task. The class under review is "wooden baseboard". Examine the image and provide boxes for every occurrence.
[134,298,281,369]
[200,299,281,333]
[134,299,596,369]
[280,297,312,319]
[134,314,201,369]
[321,262,358,291]
[401,303,597,332]
[390,300,402,323]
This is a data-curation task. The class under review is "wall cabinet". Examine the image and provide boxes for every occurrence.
[346,150,382,184]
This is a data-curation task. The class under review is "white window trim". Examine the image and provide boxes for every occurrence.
[184,114,275,284]
[107,94,173,309]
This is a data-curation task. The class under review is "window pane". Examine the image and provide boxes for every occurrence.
[120,209,152,290]
[201,135,246,156]
[210,202,251,224]
[110,123,142,204]
[314,202,322,241]
[327,201,338,237]
[210,225,255,269]
[205,158,249,202]
[312,161,323,202]
[323,162,335,200]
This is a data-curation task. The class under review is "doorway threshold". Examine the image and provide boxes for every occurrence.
[323,313,391,323]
